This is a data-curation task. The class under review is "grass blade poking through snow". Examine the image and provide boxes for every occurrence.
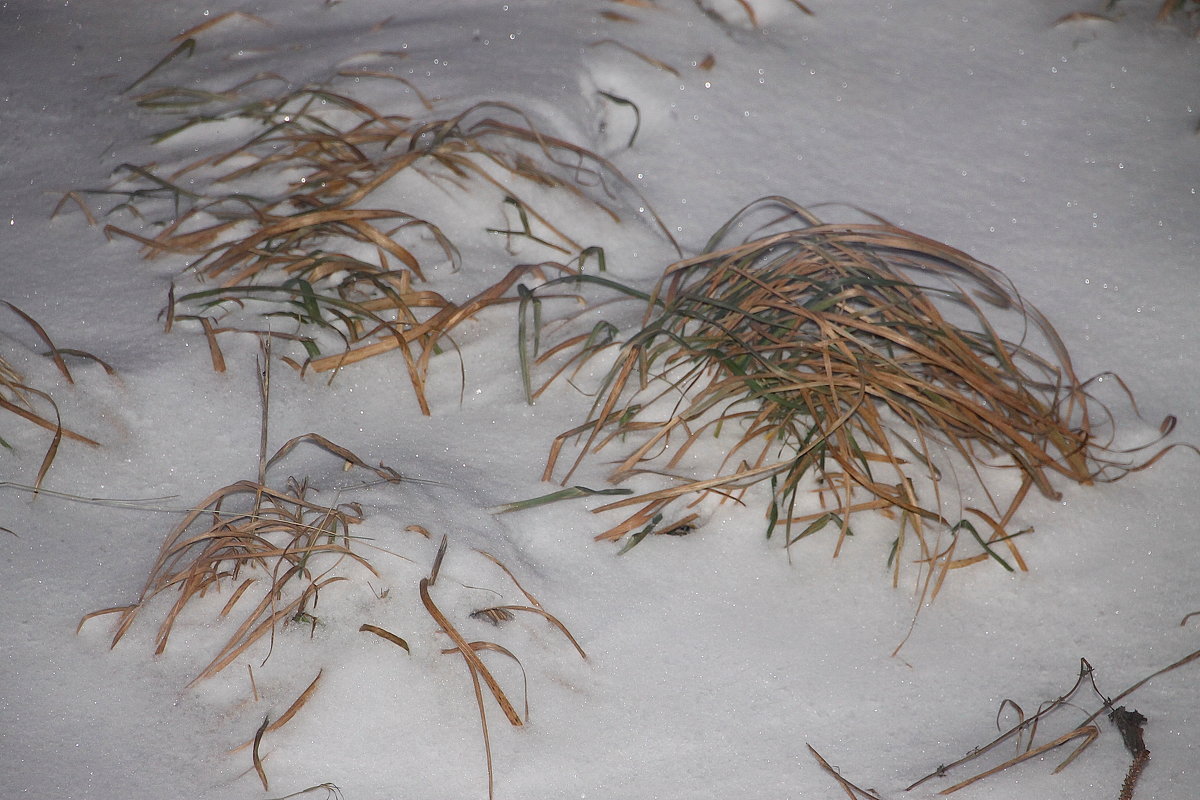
[0,302,106,492]
[417,539,587,800]
[542,197,1180,589]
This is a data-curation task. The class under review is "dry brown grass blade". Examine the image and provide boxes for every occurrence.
[806,744,883,800]
[32,405,62,494]
[3,301,73,383]
[76,605,135,633]
[600,9,639,22]
[0,393,98,446]
[588,39,681,76]
[448,641,531,723]
[462,654,496,800]
[488,605,587,659]
[173,10,271,41]
[52,191,98,226]
[428,534,449,586]
[220,578,257,616]
[199,317,227,372]
[252,715,270,790]
[419,577,523,726]
[938,725,1099,795]
[475,549,543,608]
[265,432,403,483]
[359,623,410,652]
[1054,11,1114,25]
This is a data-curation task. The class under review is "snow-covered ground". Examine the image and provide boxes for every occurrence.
[2,1,1198,798]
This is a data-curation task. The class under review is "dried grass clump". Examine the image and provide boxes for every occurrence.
[0,301,107,491]
[81,432,402,685]
[544,198,1174,585]
[63,66,669,411]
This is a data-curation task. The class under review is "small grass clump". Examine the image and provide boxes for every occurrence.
[81,430,403,685]
[540,198,1175,589]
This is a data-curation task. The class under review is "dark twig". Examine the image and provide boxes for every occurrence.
[1109,707,1149,800]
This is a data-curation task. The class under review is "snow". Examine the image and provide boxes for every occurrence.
[1,1,1198,798]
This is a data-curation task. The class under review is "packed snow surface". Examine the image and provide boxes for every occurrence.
[1,1,1198,799]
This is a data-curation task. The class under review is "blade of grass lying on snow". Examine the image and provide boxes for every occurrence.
[359,623,410,652]
[252,715,270,790]
[489,485,633,514]
[486,605,588,659]
[474,549,544,609]
[806,744,883,800]
[122,38,195,94]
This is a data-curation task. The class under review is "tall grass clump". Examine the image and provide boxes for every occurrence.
[542,198,1175,588]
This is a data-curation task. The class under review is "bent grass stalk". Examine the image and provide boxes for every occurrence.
[415,537,586,800]
[0,301,107,491]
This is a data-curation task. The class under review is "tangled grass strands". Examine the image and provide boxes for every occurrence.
[78,67,677,403]
[87,429,402,684]
[543,198,1174,575]
[306,262,575,374]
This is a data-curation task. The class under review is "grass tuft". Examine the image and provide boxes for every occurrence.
[82,345,404,682]
[540,198,1179,588]
[71,63,673,412]
[83,440,400,685]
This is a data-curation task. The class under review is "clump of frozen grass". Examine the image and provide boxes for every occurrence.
[62,63,673,412]
[539,198,1178,591]
[80,429,404,685]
